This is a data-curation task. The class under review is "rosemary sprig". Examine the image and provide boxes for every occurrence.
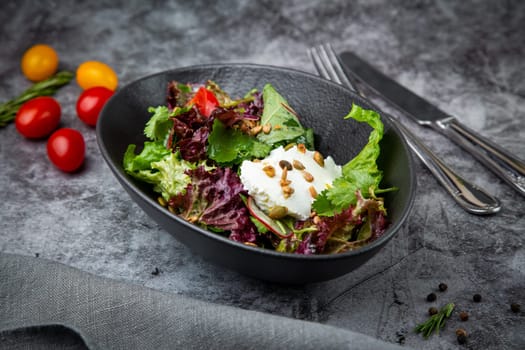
[0,71,74,127]
[414,302,455,338]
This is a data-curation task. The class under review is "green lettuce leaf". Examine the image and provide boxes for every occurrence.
[207,119,271,166]
[123,142,170,174]
[256,84,312,147]
[313,103,390,216]
[123,142,194,200]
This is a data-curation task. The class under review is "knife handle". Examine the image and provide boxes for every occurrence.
[436,118,525,196]
[390,118,501,214]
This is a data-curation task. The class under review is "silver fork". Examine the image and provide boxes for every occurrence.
[309,44,501,215]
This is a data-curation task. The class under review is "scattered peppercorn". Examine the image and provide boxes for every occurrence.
[428,307,438,315]
[455,328,468,337]
[473,294,482,302]
[457,334,467,345]
[459,311,469,321]
[427,293,437,302]
[438,283,448,292]
[510,303,520,313]
[395,331,406,345]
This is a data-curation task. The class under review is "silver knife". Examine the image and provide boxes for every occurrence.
[310,44,500,214]
[339,51,525,196]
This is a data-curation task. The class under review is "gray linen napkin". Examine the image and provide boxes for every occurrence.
[0,253,405,349]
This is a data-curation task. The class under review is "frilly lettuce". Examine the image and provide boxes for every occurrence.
[149,152,196,200]
[313,103,395,216]
[124,143,196,200]
[124,102,203,200]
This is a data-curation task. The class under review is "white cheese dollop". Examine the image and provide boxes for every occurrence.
[240,145,342,220]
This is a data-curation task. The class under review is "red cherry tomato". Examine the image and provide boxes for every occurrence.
[188,86,219,117]
[15,96,61,138]
[76,86,114,126]
[47,128,85,172]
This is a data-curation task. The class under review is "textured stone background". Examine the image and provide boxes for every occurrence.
[1,0,524,349]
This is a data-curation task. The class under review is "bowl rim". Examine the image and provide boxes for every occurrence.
[96,62,416,262]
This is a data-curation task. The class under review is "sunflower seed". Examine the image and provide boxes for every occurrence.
[263,165,275,177]
[268,206,288,219]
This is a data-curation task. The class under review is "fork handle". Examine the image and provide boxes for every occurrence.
[389,117,501,214]
[436,117,525,196]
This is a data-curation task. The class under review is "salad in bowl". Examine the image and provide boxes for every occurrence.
[122,80,395,255]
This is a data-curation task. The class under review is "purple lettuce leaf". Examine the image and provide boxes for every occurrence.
[237,91,263,120]
[170,166,258,244]
[168,108,213,162]
[211,90,263,128]
[211,108,244,128]
[295,190,389,255]
[167,81,194,109]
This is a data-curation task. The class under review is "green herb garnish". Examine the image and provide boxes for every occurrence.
[207,118,271,166]
[414,302,455,338]
[0,71,74,127]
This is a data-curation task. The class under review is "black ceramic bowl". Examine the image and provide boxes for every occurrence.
[97,64,416,284]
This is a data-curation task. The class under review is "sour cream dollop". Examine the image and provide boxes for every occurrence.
[240,145,342,220]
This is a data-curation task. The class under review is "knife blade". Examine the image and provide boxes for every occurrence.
[339,51,525,196]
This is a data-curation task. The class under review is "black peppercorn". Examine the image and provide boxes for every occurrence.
[457,334,467,344]
[427,293,437,302]
[438,283,448,292]
[459,311,469,321]
[473,294,482,302]
[511,303,520,313]
[428,307,438,315]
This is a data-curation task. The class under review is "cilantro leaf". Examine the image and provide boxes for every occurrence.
[144,106,172,142]
[207,119,271,166]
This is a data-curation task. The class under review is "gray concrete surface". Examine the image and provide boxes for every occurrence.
[1,1,524,349]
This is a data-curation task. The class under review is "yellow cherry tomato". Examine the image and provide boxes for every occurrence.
[76,61,118,91]
[21,44,59,82]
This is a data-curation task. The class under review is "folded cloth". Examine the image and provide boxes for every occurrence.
[0,253,406,350]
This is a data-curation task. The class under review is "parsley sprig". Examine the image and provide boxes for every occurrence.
[414,302,455,338]
[0,71,73,127]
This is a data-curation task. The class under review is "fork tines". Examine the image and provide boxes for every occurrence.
[308,44,355,90]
